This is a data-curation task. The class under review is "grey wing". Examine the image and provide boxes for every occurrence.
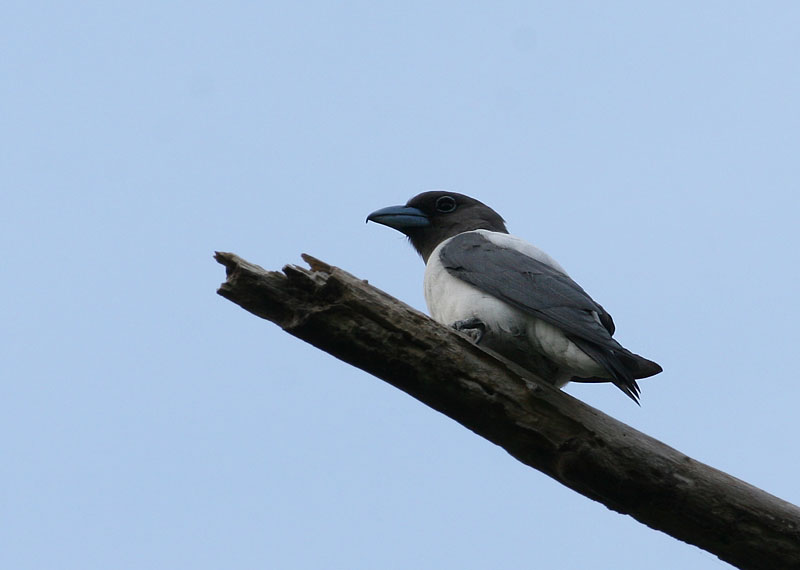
[439,232,616,346]
[439,232,662,401]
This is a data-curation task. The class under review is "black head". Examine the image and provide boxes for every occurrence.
[367,191,508,262]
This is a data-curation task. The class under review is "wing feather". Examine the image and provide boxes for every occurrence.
[439,232,615,346]
[438,232,661,402]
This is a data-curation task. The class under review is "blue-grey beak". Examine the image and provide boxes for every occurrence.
[366,205,430,231]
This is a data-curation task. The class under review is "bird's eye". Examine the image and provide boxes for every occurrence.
[435,196,457,213]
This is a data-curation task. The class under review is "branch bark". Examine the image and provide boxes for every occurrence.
[215,251,800,570]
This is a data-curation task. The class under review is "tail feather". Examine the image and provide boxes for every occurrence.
[631,354,663,379]
[568,337,662,404]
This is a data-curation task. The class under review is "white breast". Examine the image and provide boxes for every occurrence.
[425,259,526,335]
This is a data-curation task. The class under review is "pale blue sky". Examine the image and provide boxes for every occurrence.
[2,2,799,568]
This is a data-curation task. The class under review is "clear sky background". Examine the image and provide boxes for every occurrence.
[3,2,799,569]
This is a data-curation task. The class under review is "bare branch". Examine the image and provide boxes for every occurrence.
[215,251,800,570]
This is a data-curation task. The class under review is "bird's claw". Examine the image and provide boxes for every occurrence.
[453,318,486,344]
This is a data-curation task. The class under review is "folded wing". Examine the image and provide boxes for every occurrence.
[439,232,661,401]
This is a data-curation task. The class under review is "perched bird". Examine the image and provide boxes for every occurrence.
[367,191,662,402]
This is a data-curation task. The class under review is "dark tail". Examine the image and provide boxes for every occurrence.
[568,337,662,404]
[630,353,663,379]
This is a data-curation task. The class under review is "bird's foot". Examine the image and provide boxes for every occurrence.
[452,318,486,344]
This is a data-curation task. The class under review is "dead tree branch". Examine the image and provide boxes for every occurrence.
[214,251,800,570]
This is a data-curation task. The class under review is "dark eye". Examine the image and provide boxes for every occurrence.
[435,195,457,213]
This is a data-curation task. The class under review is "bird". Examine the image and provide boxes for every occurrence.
[367,191,662,402]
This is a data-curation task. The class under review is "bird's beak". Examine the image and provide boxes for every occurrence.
[366,205,430,231]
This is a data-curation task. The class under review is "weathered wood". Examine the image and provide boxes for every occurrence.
[215,251,800,570]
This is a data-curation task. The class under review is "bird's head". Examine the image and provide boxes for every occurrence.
[367,191,508,262]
